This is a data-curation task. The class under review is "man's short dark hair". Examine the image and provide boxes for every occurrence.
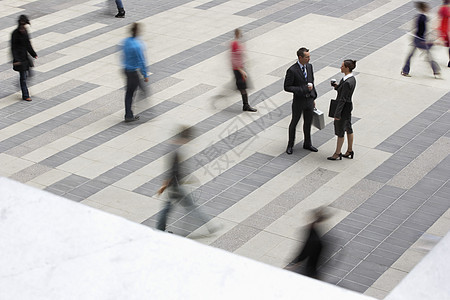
[297,47,309,58]
[415,1,428,11]
[131,22,139,37]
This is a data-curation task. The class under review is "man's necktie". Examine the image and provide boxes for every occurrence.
[302,66,307,80]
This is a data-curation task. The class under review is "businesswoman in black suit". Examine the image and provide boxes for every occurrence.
[328,60,357,160]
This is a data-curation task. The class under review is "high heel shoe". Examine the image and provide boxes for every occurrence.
[327,153,342,160]
[342,151,354,159]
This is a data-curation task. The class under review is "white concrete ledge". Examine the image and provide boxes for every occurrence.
[0,177,375,299]
[386,231,450,300]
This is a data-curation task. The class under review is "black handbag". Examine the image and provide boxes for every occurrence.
[329,99,352,118]
[328,99,337,118]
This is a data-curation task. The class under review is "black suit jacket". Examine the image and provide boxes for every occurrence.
[334,76,356,119]
[284,62,317,104]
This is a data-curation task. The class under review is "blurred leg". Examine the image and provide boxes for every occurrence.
[402,47,416,75]
[157,201,172,231]
[19,71,29,99]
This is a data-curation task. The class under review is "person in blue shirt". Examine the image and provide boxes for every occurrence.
[121,23,148,122]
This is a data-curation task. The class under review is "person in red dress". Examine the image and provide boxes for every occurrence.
[231,28,257,112]
[438,0,450,67]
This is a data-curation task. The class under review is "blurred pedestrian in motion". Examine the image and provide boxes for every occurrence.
[231,28,257,112]
[438,0,450,67]
[157,127,217,234]
[328,60,357,161]
[288,208,328,279]
[114,0,125,18]
[11,15,37,102]
[401,1,441,78]
[121,22,148,122]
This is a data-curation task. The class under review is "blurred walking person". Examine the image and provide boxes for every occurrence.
[401,2,440,77]
[121,22,148,122]
[231,28,257,112]
[157,127,217,234]
[289,209,328,279]
[11,15,37,102]
[438,0,450,67]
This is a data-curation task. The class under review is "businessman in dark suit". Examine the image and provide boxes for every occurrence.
[284,47,318,154]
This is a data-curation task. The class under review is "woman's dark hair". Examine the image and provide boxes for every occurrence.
[444,0,450,5]
[343,59,357,72]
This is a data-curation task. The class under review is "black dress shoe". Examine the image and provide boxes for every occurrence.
[303,145,318,152]
[125,115,140,122]
[286,146,293,155]
[243,105,257,112]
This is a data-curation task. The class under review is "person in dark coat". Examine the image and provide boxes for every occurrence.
[328,59,357,161]
[157,127,218,234]
[11,15,37,102]
[284,47,318,155]
[289,209,328,279]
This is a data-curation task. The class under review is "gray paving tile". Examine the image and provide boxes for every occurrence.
[344,272,376,288]
[353,207,381,219]
[337,279,369,293]
[342,213,371,226]
[390,227,424,243]
[331,223,364,235]
[377,241,409,255]
[210,224,260,251]
[9,164,52,183]
[325,229,356,246]
[370,219,401,231]
[322,257,355,273]
[365,170,392,184]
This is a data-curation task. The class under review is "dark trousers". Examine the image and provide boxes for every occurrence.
[124,70,141,119]
[157,186,210,232]
[293,228,322,279]
[402,37,440,75]
[19,71,29,99]
[288,100,313,148]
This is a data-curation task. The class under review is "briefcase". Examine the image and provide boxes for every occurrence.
[312,108,325,130]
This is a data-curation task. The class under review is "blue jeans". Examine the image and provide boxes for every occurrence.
[19,71,29,99]
[115,0,123,9]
